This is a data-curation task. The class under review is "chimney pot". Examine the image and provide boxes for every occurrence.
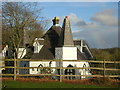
[52,16,60,26]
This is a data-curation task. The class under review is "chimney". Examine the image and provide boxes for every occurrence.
[52,16,60,26]
[58,16,74,46]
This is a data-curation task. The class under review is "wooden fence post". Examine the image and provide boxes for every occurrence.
[14,53,17,81]
[60,59,62,82]
[103,59,106,77]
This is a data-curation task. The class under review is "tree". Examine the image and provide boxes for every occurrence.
[2,2,48,59]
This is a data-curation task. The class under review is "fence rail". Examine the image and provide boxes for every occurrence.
[2,66,120,71]
[2,59,120,63]
[1,59,120,82]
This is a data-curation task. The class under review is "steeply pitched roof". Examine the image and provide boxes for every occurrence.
[58,16,74,47]
[77,48,87,60]
[31,25,62,59]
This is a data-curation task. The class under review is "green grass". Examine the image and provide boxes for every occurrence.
[2,80,114,88]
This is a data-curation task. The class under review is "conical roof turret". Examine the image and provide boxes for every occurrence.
[58,16,74,46]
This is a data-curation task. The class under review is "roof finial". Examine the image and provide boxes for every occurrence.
[65,16,68,18]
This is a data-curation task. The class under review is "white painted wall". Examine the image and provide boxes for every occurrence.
[29,61,91,79]
[29,61,56,74]
[63,47,77,60]
[55,47,77,60]
[18,48,26,59]
[2,45,8,58]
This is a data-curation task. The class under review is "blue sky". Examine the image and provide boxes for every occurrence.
[39,2,118,49]
[1,1,118,48]
[40,2,117,20]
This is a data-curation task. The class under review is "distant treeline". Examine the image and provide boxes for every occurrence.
[91,48,120,61]
[90,48,120,75]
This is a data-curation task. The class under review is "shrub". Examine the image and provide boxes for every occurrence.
[90,77,112,85]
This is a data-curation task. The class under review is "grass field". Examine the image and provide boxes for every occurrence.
[2,80,116,88]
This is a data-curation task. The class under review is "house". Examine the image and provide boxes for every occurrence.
[18,16,93,79]
[0,45,8,74]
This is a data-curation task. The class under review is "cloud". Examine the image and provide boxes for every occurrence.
[68,13,87,26]
[66,10,118,48]
[73,26,118,48]
[91,9,118,26]
[67,13,98,29]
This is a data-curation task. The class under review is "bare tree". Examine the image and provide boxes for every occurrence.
[2,2,48,59]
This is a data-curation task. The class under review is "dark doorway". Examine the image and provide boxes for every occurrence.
[65,64,75,79]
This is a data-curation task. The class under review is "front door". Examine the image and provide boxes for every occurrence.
[65,64,75,79]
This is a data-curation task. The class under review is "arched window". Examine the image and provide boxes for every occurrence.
[65,64,75,79]
[83,64,86,70]
[83,64,88,71]
[83,64,87,77]
[37,64,43,74]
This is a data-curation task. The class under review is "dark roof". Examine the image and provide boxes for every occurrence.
[38,39,44,45]
[77,48,87,60]
[31,25,62,59]
[23,46,34,59]
[31,46,55,59]
[74,40,81,46]
[83,47,93,59]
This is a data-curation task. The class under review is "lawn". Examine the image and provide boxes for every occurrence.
[2,80,115,88]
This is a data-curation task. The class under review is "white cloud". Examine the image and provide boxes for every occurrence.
[66,10,118,48]
[59,13,86,26]
[56,9,118,48]
[91,9,118,26]
[73,26,118,48]
[66,13,98,29]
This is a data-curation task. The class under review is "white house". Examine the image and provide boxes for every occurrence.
[1,45,8,74]
[18,16,93,79]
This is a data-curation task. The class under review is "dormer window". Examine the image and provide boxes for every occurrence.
[34,46,38,53]
[33,38,44,53]
[34,43,40,53]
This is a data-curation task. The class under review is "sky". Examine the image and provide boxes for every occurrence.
[39,2,118,49]
[1,1,119,49]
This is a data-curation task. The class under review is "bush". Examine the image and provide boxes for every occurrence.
[90,77,112,85]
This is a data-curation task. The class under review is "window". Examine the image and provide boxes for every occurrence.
[65,64,75,79]
[83,64,87,71]
[34,46,38,53]
[37,64,43,74]
[24,64,27,67]
[6,51,8,56]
